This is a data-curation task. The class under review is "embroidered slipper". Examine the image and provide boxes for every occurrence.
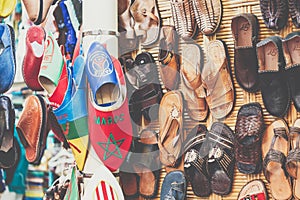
[158,90,184,170]
[0,96,18,169]
[201,40,234,119]
[0,0,16,18]
[206,122,235,195]
[16,95,50,165]
[262,119,292,200]
[86,42,132,171]
[22,26,46,91]
[22,0,54,25]
[160,170,187,200]
[53,55,89,171]
[82,162,124,199]
[238,179,268,200]
[130,0,161,47]
[286,119,300,200]
[0,24,16,94]
[184,124,211,197]
[131,129,161,198]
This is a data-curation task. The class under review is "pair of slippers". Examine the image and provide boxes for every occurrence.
[118,0,160,53]
[120,129,161,199]
[184,123,235,197]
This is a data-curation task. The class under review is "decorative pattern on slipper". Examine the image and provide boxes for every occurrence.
[86,42,132,171]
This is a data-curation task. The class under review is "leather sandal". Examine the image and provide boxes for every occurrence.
[158,90,184,169]
[286,119,300,200]
[184,124,211,197]
[131,129,161,198]
[181,43,208,121]
[22,0,55,25]
[262,119,292,200]
[130,0,160,47]
[206,122,235,195]
[201,40,234,119]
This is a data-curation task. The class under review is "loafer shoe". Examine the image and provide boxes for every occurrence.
[232,13,260,93]
[257,36,290,117]
[86,42,133,171]
[158,25,180,91]
[0,24,16,94]
[283,31,300,112]
[22,26,45,91]
[260,0,288,30]
[160,170,187,200]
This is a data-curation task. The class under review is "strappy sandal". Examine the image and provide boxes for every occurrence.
[130,0,160,47]
[158,91,184,169]
[206,122,235,195]
[286,119,300,200]
[184,124,211,197]
[262,119,292,200]
[170,0,197,40]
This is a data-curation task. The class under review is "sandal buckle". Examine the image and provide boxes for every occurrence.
[170,105,179,119]
[184,149,197,167]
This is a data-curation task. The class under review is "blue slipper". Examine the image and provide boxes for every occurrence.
[85,42,119,107]
[0,24,15,94]
[161,170,187,200]
[54,55,88,170]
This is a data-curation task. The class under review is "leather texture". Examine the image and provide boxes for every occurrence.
[232,13,260,93]
[260,0,288,30]
[22,25,45,91]
[289,0,300,28]
[0,24,15,94]
[159,25,180,91]
[257,36,290,118]
[235,102,264,174]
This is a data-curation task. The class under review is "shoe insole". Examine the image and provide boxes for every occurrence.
[257,42,278,71]
[39,77,56,95]
[286,38,300,66]
[96,83,120,106]
[120,172,138,196]
[236,17,252,47]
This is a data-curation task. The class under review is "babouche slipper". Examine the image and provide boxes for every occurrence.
[238,179,268,200]
[0,0,16,18]
[53,55,89,171]
[22,0,55,25]
[22,25,46,91]
[86,42,133,171]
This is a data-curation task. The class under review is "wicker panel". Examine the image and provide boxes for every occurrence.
[127,0,299,199]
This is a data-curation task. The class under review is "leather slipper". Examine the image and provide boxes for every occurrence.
[206,122,235,195]
[201,40,234,119]
[130,0,161,47]
[16,95,50,165]
[181,43,207,121]
[160,170,187,200]
[22,0,54,25]
[0,95,18,169]
[0,0,16,18]
[184,124,211,197]
[53,55,89,171]
[0,24,16,94]
[22,25,46,91]
[286,118,300,200]
[86,42,132,171]
[262,119,292,200]
[131,129,161,198]
[238,179,268,200]
[158,90,184,169]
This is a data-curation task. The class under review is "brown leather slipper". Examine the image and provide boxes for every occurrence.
[158,91,184,169]
[238,179,268,200]
[201,40,234,119]
[130,0,160,47]
[132,129,161,198]
[262,119,292,200]
[286,118,300,200]
[120,155,139,198]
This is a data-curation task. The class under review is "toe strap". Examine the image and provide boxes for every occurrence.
[286,148,300,179]
[263,149,287,182]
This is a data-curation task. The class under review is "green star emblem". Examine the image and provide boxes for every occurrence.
[98,133,125,160]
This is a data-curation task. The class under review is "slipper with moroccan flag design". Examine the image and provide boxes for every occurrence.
[86,42,133,172]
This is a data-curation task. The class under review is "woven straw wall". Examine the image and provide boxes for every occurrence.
[128,0,299,199]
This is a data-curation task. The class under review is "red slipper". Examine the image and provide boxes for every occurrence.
[86,42,132,171]
[22,26,45,91]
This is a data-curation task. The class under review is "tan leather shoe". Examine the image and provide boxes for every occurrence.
[158,26,180,91]
[22,0,54,25]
